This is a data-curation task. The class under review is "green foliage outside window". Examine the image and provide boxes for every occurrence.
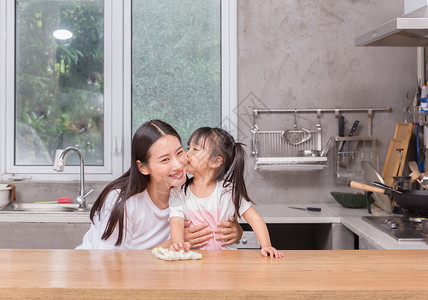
[131,0,221,145]
[15,0,104,165]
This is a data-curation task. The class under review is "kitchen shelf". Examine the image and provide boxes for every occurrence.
[405,106,428,125]
[334,136,377,178]
[251,109,326,171]
[251,107,389,172]
[255,157,328,171]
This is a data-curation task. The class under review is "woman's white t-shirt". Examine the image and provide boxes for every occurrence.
[76,189,170,249]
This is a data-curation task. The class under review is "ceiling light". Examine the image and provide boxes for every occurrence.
[53,29,73,40]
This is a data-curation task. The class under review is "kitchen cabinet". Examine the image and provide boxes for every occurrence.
[0,222,89,249]
[358,235,382,250]
[241,222,355,250]
[1,203,427,250]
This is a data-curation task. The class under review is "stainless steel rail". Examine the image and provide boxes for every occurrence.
[252,107,392,138]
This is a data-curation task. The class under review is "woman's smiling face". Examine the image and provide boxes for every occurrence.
[139,134,188,187]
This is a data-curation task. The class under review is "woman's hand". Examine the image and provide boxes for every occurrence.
[184,221,213,249]
[214,220,243,246]
[183,220,243,249]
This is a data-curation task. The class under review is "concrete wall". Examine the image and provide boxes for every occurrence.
[237,0,416,204]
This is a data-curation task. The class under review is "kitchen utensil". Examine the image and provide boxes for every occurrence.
[315,110,322,151]
[338,120,360,167]
[361,161,393,213]
[408,161,428,187]
[288,206,321,212]
[320,137,333,157]
[339,120,360,152]
[298,150,320,157]
[0,184,15,208]
[381,139,404,187]
[34,197,72,204]
[371,181,401,193]
[393,122,413,141]
[396,148,404,175]
[337,116,345,151]
[282,111,311,145]
[330,191,374,209]
[409,160,420,174]
[416,123,424,172]
[409,161,428,178]
[0,186,11,208]
[347,180,428,215]
[338,116,345,137]
[392,176,411,190]
[420,176,428,189]
[409,171,422,184]
[381,123,412,187]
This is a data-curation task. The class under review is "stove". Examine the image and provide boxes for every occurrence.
[362,216,426,242]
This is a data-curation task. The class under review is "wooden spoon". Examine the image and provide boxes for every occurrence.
[409,161,428,188]
[409,161,420,174]
[409,171,421,184]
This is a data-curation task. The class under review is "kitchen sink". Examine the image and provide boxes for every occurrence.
[0,202,92,213]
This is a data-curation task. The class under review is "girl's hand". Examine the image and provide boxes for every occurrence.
[184,220,213,249]
[215,220,243,246]
[169,241,191,252]
[260,247,284,259]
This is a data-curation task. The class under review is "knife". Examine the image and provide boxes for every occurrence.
[337,116,345,151]
[289,206,321,212]
[338,115,345,137]
[347,120,360,137]
[339,120,360,152]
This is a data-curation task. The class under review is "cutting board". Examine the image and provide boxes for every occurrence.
[381,123,413,187]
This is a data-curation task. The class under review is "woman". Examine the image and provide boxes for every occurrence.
[76,120,242,249]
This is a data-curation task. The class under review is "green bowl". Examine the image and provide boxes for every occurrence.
[330,192,374,209]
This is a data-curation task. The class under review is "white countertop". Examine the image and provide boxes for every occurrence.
[1,202,427,249]
[241,202,428,250]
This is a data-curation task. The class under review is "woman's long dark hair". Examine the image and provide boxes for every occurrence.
[185,127,253,219]
[90,120,181,246]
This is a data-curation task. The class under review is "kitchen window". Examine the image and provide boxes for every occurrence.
[0,0,237,181]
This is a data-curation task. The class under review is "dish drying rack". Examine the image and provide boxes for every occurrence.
[251,107,391,172]
[405,106,428,125]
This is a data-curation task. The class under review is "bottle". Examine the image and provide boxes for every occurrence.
[421,84,428,112]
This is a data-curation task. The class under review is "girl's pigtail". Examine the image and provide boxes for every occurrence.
[224,142,253,219]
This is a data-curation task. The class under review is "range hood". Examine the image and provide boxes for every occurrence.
[355,5,428,47]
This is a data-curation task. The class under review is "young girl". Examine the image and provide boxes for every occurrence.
[76,120,242,249]
[169,127,283,258]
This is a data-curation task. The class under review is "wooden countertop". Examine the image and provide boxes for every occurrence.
[0,249,427,299]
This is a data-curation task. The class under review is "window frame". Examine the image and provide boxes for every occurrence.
[0,0,237,181]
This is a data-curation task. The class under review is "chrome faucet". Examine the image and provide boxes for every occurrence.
[53,146,93,209]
